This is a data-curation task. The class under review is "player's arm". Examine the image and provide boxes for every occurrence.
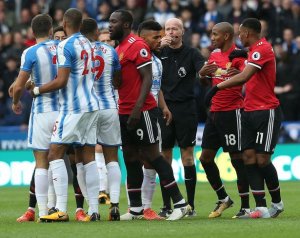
[12,70,30,114]
[218,64,258,89]
[158,90,172,125]
[127,63,152,130]
[112,69,122,89]
[36,67,70,95]
[204,64,258,107]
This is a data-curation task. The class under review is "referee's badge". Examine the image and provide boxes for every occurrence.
[178,67,187,77]
[140,48,148,57]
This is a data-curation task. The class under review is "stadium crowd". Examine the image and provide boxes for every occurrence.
[1,0,300,126]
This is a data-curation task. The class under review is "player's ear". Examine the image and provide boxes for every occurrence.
[124,22,129,29]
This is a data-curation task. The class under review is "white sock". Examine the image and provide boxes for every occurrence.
[84,161,99,215]
[95,152,108,192]
[35,168,48,217]
[47,167,56,209]
[107,162,121,204]
[50,159,68,212]
[141,168,156,209]
[174,198,186,207]
[76,163,89,205]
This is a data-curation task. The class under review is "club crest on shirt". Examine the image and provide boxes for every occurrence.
[140,48,148,57]
[119,52,124,61]
[251,51,261,60]
[178,67,187,77]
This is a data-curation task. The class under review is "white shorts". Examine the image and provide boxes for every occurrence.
[51,111,98,146]
[28,111,58,150]
[97,108,121,146]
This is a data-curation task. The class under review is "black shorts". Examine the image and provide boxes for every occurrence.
[160,100,198,149]
[201,109,242,153]
[242,107,283,154]
[119,107,159,146]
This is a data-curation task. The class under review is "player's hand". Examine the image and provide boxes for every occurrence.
[162,107,172,126]
[227,67,241,76]
[204,85,219,107]
[127,106,141,130]
[25,79,35,91]
[199,63,218,77]
[228,49,248,61]
[12,101,23,114]
[8,82,15,97]
[160,36,173,48]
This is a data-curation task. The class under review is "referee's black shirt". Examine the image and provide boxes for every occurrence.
[160,44,204,102]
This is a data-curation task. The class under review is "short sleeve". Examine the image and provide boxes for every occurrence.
[247,45,273,70]
[128,41,152,69]
[57,42,72,68]
[20,48,34,73]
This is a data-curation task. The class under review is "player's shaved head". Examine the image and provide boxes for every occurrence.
[165,18,183,31]
[213,22,234,39]
[63,8,82,30]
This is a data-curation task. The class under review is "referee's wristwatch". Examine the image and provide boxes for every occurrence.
[33,87,40,96]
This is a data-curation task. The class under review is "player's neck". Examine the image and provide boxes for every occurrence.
[66,28,79,37]
[221,43,232,52]
[36,37,49,43]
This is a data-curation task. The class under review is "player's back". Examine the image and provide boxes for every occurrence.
[92,41,120,110]
[21,40,58,113]
[57,33,99,113]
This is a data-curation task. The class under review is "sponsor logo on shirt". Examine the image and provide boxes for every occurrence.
[251,52,261,60]
[178,67,187,77]
[140,48,148,57]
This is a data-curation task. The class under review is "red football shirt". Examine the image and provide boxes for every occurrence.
[208,44,245,111]
[116,33,157,114]
[245,38,279,111]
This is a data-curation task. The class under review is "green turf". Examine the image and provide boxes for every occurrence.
[0,181,299,238]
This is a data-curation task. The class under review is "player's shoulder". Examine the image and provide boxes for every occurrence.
[253,38,272,51]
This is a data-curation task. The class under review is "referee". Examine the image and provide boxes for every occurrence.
[159,18,204,217]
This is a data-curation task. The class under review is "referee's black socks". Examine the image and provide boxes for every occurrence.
[184,165,196,210]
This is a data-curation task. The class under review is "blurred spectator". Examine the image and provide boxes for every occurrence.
[227,0,255,25]
[169,0,183,16]
[290,0,300,36]
[30,3,41,17]
[53,8,64,27]
[0,10,9,34]
[152,0,176,27]
[96,1,111,30]
[13,8,32,36]
[190,32,201,50]
[24,27,36,48]
[217,0,232,20]
[70,0,100,19]
[196,0,223,34]
[188,0,205,24]
[124,0,146,31]
[4,31,25,63]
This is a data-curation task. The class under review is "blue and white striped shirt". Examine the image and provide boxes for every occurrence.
[92,41,121,110]
[21,40,59,113]
[151,54,163,103]
[57,33,99,113]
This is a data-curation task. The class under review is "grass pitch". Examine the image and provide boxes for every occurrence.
[0,182,299,238]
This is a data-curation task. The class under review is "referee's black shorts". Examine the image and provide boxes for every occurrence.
[160,100,198,149]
